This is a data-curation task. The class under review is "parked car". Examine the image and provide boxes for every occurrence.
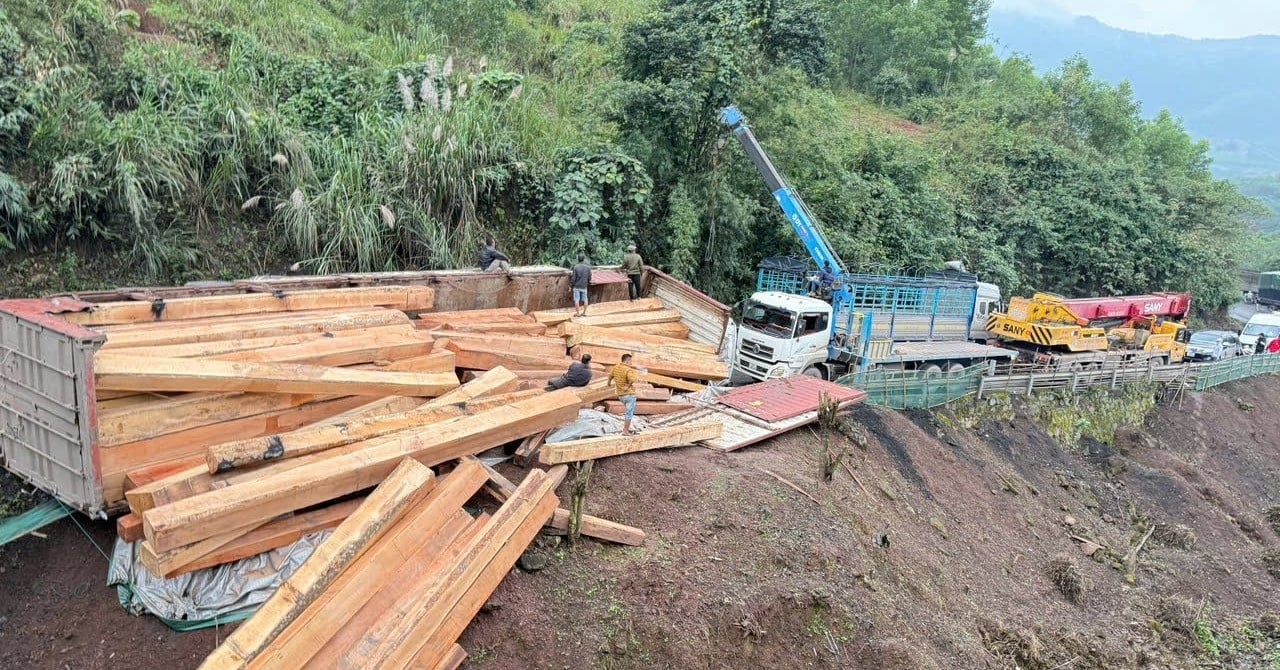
[1187,330,1245,361]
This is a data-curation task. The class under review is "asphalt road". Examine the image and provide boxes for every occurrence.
[1228,302,1267,324]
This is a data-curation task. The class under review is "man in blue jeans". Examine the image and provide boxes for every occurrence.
[571,253,591,316]
[609,353,644,436]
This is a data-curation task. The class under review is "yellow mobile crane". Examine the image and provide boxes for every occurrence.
[986,292,1192,367]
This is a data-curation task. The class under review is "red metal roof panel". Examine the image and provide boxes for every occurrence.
[590,269,630,285]
[717,376,866,423]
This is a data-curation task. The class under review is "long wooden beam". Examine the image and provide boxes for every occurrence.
[105,325,414,359]
[197,458,436,670]
[65,286,434,326]
[143,390,581,552]
[246,461,490,668]
[95,355,460,397]
[539,423,724,465]
[99,309,411,349]
[559,322,717,355]
[572,308,683,328]
[476,459,645,546]
[531,298,665,326]
[175,498,363,577]
[204,368,520,472]
[572,344,728,381]
[213,331,434,367]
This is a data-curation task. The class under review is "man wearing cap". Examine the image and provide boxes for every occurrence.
[621,244,644,301]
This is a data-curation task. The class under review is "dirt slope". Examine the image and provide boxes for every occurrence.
[2,378,1279,669]
[463,378,1280,669]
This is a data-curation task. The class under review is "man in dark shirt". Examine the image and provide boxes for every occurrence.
[546,354,594,391]
[479,236,511,272]
[621,244,643,301]
[571,254,591,316]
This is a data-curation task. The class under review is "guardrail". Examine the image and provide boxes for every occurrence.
[837,354,1280,409]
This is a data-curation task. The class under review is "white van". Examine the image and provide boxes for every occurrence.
[1240,312,1280,350]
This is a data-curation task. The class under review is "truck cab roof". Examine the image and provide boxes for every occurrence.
[749,291,832,313]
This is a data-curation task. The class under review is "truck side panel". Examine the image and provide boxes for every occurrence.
[0,303,103,515]
[645,268,731,350]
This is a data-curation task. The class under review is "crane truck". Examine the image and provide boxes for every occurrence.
[986,292,1192,368]
[719,106,1016,381]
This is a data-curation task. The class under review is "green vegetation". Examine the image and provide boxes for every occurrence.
[0,0,1259,307]
[1027,384,1158,449]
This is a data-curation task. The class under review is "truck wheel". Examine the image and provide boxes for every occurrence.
[802,366,824,380]
[921,364,943,376]
[945,363,965,375]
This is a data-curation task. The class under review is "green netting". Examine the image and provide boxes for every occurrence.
[1194,353,1280,391]
[837,365,984,409]
[0,499,72,547]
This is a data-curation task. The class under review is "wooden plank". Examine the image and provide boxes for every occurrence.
[573,309,683,328]
[421,644,467,670]
[144,391,582,553]
[559,322,717,355]
[477,459,644,546]
[117,513,144,543]
[531,298,665,326]
[540,423,724,465]
[632,322,691,339]
[99,309,411,349]
[369,349,455,373]
[415,307,526,326]
[197,459,436,670]
[445,343,573,372]
[107,396,370,507]
[439,333,567,359]
[572,345,728,381]
[103,325,415,359]
[573,380,616,404]
[338,467,562,668]
[603,399,692,415]
[140,518,271,578]
[175,498,365,577]
[254,461,490,668]
[124,457,206,490]
[95,355,460,397]
[512,430,550,467]
[441,321,547,336]
[290,512,486,669]
[100,391,335,447]
[65,287,434,326]
[633,384,672,401]
[205,368,520,472]
[642,371,707,393]
[213,331,434,367]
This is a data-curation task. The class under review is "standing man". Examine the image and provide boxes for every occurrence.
[609,353,643,436]
[571,253,591,316]
[479,236,511,273]
[621,244,644,301]
[1257,336,1268,355]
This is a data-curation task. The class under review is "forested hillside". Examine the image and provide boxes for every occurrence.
[0,0,1259,308]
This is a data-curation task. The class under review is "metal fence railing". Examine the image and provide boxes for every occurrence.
[836,366,984,409]
[837,353,1280,409]
[1193,353,1280,391]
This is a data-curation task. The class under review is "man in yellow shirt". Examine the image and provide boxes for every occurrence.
[609,353,643,435]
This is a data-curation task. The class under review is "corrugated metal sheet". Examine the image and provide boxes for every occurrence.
[648,402,833,453]
[645,269,731,350]
[0,304,104,514]
[589,269,630,285]
[717,376,866,423]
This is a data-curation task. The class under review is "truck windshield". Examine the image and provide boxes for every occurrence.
[741,301,796,337]
[1243,323,1280,339]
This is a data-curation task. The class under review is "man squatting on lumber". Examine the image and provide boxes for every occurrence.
[480,236,511,272]
[610,353,644,436]
[545,353,594,391]
[621,244,644,301]
[571,253,591,316]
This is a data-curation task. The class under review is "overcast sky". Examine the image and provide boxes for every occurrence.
[995,0,1280,39]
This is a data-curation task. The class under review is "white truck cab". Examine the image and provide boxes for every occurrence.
[732,292,833,380]
[1240,312,1280,350]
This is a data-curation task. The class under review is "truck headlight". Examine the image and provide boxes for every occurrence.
[767,363,788,378]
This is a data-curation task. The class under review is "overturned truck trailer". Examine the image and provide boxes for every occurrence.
[0,266,729,517]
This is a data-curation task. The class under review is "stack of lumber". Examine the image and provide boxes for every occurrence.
[559,319,728,382]
[198,458,565,670]
[600,382,693,415]
[83,287,456,507]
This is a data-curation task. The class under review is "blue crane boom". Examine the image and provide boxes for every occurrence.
[718,105,847,275]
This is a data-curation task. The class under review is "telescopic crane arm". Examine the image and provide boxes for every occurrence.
[719,106,846,275]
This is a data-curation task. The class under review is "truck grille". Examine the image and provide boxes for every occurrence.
[740,340,774,358]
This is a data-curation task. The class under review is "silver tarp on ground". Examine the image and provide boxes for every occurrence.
[107,531,328,623]
[545,409,649,443]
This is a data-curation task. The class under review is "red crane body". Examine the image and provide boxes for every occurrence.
[1059,292,1192,323]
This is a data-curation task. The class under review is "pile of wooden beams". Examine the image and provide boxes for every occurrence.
[199,458,565,670]
[63,289,714,577]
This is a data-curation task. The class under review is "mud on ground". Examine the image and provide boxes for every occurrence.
[2,378,1279,669]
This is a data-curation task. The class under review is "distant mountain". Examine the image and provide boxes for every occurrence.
[986,11,1280,183]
